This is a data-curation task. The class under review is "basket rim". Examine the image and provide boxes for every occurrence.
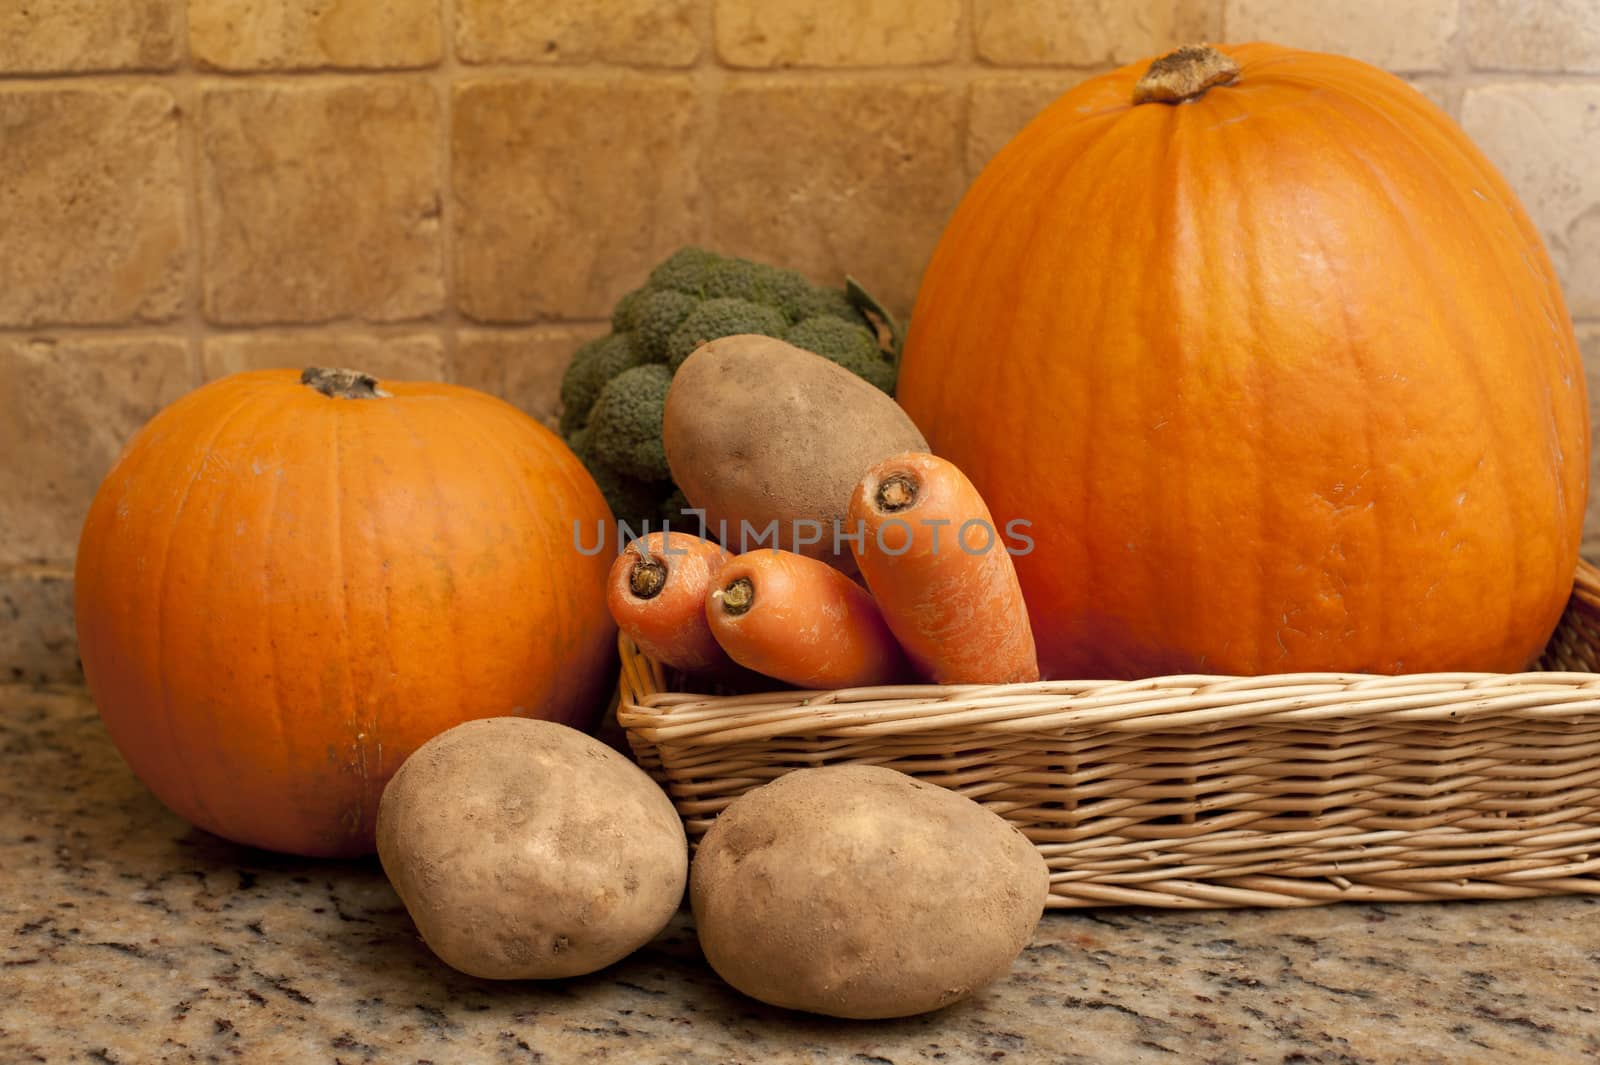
[617,561,1600,741]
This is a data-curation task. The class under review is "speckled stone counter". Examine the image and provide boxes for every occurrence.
[4,687,1599,1064]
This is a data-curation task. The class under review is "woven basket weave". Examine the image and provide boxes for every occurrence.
[618,560,1600,909]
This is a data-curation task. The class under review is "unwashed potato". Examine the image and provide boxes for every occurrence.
[377,717,687,980]
[663,335,929,570]
[690,764,1049,1018]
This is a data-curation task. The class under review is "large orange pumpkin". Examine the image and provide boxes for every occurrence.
[896,43,1588,680]
[75,367,618,856]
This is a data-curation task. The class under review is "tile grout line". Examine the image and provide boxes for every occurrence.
[19,64,1600,84]
[2,563,77,581]
[173,2,207,388]
[437,1,464,383]
[0,319,618,339]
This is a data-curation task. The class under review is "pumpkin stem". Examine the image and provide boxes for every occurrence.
[1132,44,1239,106]
[301,366,392,399]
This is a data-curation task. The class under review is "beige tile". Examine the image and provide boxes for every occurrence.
[1464,0,1600,73]
[704,80,965,318]
[454,326,607,431]
[453,77,699,323]
[458,0,698,66]
[1224,0,1457,72]
[0,0,180,73]
[0,87,185,327]
[967,75,1090,182]
[198,83,444,325]
[716,0,958,68]
[202,332,447,383]
[1406,77,1453,117]
[0,336,191,567]
[1460,84,1600,319]
[189,0,442,71]
[0,571,79,685]
[975,0,1220,67]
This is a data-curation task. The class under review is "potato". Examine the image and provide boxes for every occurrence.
[663,335,929,570]
[690,764,1049,1018]
[376,717,687,980]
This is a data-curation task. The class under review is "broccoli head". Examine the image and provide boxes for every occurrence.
[789,284,859,323]
[645,246,723,295]
[665,297,789,370]
[622,288,699,362]
[571,427,670,527]
[585,363,674,483]
[609,288,642,333]
[698,259,814,312]
[559,333,647,436]
[558,245,902,532]
[784,314,895,393]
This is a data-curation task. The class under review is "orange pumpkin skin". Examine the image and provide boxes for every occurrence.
[896,43,1588,680]
[75,369,619,857]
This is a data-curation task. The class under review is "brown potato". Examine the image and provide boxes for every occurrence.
[690,764,1049,1018]
[663,335,929,569]
[377,717,687,980]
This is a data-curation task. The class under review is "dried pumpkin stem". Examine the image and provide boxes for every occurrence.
[1132,44,1240,106]
[301,366,392,399]
[718,577,754,616]
[874,473,920,514]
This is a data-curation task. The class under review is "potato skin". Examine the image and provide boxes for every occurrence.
[377,717,688,980]
[663,335,929,569]
[690,764,1049,1018]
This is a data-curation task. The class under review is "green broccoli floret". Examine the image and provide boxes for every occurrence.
[784,315,895,393]
[789,284,863,324]
[610,288,643,333]
[585,364,674,482]
[558,245,902,533]
[646,246,816,320]
[697,259,814,316]
[666,297,789,370]
[625,288,699,361]
[646,246,723,295]
[559,333,647,436]
[570,426,672,525]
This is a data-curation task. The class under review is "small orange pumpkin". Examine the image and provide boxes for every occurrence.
[896,43,1588,679]
[75,367,618,857]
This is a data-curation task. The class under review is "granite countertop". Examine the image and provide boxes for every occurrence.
[4,687,1599,1064]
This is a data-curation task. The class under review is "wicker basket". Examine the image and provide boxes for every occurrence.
[618,561,1600,909]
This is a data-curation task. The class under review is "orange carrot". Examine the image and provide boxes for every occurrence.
[848,452,1039,685]
[607,532,735,674]
[705,549,912,690]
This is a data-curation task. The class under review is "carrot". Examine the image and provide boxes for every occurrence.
[705,549,912,690]
[607,531,735,674]
[848,452,1039,685]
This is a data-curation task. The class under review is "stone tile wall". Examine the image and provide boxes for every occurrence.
[3,1,1597,681]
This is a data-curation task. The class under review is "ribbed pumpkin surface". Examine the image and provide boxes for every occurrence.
[895,43,1588,679]
[75,369,618,856]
